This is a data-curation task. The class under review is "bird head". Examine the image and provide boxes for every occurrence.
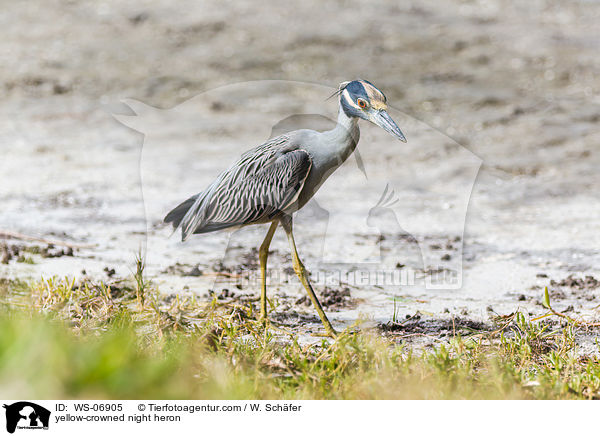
[338,79,406,142]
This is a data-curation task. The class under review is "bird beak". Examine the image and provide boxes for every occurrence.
[372,110,407,142]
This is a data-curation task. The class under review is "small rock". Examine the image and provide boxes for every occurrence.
[1,245,11,264]
[129,12,149,25]
[295,296,310,306]
[186,266,203,277]
[218,289,232,299]
[211,101,224,111]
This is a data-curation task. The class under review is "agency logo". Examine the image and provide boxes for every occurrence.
[3,402,50,434]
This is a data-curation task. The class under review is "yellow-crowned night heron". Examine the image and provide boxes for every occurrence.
[165,80,406,337]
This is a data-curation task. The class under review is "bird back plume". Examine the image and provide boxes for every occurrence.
[326,80,351,100]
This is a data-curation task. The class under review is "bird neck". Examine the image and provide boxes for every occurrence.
[323,104,360,159]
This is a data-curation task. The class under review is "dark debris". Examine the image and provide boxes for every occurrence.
[379,314,491,336]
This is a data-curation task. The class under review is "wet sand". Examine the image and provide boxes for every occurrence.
[1,0,599,348]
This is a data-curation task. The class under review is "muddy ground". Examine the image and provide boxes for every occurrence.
[1,0,599,349]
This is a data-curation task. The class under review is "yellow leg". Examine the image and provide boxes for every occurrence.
[281,217,337,337]
[259,221,278,321]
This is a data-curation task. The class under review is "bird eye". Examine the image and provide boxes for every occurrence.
[357,98,368,109]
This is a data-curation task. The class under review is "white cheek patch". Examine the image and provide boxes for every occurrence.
[342,89,360,110]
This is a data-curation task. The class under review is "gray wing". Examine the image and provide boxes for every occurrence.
[177,134,312,240]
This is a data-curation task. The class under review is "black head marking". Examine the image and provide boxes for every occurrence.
[344,81,369,100]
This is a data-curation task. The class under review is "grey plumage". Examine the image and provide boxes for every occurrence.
[164,79,407,336]
[164,194,198,229]
[165,119,360,239]
[166,134,313,240]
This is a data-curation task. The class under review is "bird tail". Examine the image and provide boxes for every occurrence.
[164,194,199,229]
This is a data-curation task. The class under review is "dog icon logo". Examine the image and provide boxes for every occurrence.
[3,402,50,434]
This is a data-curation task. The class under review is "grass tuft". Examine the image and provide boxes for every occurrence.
[133,250,149,309]
[1,274,600,399]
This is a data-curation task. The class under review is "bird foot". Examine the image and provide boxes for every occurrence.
[310,329,338,339]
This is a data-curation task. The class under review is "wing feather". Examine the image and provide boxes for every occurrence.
[177,134,311,240]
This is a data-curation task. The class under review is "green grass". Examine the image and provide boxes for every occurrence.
[1,271,600,399]
[16,255,35,264]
